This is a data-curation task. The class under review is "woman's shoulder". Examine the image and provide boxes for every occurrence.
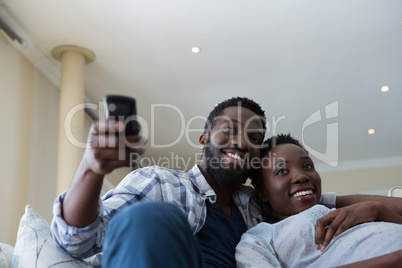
[298,204,332,222]
[242,222,274,242]
[271,205,332,227]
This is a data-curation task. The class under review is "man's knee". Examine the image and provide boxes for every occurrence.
[103,201,203,268]
[110,201,187,232]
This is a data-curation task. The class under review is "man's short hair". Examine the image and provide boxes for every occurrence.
[203,96,266,135]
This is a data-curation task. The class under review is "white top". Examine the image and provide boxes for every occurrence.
[236,204,402,268]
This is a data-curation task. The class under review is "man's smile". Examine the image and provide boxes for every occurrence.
[222,149,248,166]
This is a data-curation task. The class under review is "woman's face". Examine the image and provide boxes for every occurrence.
[259,143,322,220]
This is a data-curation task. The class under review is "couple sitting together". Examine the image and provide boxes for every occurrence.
[51,97,402,267]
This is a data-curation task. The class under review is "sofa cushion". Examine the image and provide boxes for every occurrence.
[0,242,13,268]
[12,205,92,268]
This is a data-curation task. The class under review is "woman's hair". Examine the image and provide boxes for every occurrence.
[261,133,307,157]
[252,133,307,190]
[252,133,308,223]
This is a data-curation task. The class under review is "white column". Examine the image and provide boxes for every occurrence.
[51,46,95,194]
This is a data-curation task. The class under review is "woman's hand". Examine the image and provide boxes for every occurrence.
[314,201,401,251]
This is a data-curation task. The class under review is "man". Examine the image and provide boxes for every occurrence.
[51,97,402,267]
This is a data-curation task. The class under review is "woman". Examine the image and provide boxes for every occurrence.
[236,134,402,267]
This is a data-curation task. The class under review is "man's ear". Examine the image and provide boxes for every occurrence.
[199,133,208,150]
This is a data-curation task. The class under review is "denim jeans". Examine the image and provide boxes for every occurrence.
[103,201,204,268]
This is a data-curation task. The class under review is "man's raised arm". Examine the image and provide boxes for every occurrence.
[61,120,146,227]
[336,194,402,215]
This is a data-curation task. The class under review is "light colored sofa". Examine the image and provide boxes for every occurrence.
[0,205,92,268]
[2,186,402,267]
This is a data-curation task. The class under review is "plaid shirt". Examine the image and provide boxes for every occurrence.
[51,164,336,267]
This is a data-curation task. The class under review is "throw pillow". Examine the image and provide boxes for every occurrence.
[12,205,92,268]
[0,243,14,268]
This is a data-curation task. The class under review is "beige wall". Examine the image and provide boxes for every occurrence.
[0,35,59,245]
[0,35,128,245]
[321,166,402,196]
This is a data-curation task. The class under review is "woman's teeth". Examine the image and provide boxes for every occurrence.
[292,190,313,198]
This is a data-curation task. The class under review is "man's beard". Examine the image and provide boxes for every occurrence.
[203,138,251,189]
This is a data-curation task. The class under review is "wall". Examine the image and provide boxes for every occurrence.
[321,166,402,196]
[0,35,58,244]
[0,34,128,245]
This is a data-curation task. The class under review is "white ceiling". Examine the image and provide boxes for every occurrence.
[1,0,402,172]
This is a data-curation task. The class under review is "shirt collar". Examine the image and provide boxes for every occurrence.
[188,165,216,201]
[188,164,254,204]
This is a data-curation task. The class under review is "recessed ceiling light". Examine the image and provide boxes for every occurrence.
[368,129,375,135]
[191,47,201,53]
[380,86,390,92]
